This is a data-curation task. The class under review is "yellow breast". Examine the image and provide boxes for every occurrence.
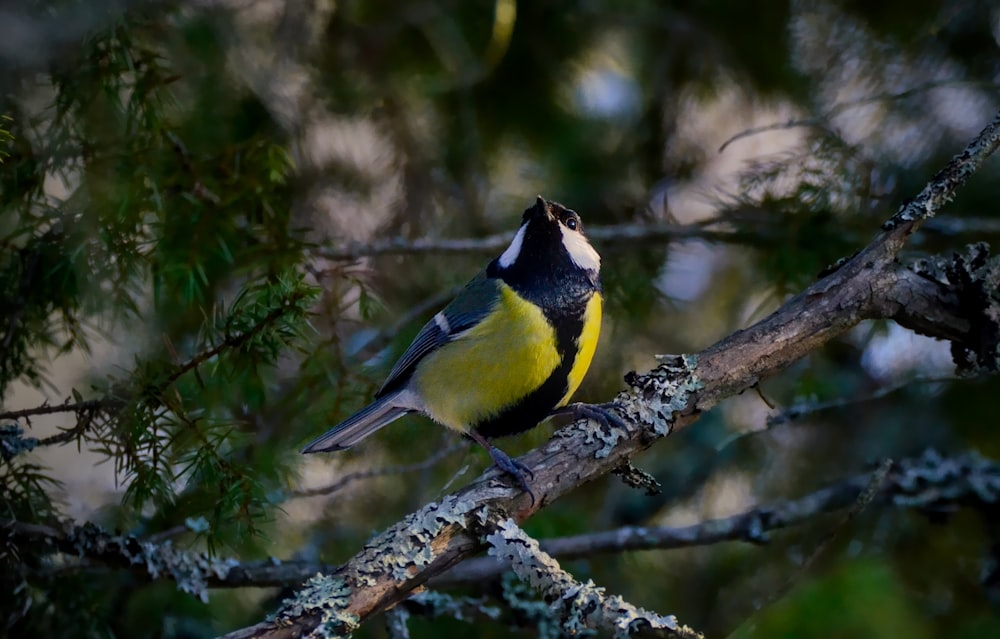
[557,291,602,407]
[411,283,562,431]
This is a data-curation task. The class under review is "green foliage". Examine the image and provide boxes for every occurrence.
[734,561,930,639]
[0,6,324,632]
[89,273,319,541]
[0,456,60,520]
[0,114,12,162]
[0,229,84,394]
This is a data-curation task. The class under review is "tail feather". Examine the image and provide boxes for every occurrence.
[301,394,411,453]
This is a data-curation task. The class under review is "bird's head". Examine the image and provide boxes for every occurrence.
[497,196,601,279]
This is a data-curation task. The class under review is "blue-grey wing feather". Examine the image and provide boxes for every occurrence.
[376,271,500,397]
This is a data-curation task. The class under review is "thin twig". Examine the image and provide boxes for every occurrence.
[722,459,894,639]
[349,286,462,362]
[718,80,998,153]
[0,398,122,422]
[714,375,959,453]
[766,376,958,427]
[315,221,731,261]
[165,131,221,204]
[292,441,468,498]
[155,292,308,393]
[791,458,892,575]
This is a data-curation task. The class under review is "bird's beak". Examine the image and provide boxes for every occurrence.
[532,195,554,222]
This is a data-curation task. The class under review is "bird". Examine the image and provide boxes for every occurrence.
[302,196,606,501]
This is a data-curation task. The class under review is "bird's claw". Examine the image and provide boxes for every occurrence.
[487,445,536,506]
[565,402,629,430]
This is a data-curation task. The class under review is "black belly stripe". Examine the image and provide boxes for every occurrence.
[471,298,588,439]
[476,238,600,439]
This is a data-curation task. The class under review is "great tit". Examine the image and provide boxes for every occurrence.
[302,196,604,499]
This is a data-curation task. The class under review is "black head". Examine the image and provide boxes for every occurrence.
[488,196,601,302]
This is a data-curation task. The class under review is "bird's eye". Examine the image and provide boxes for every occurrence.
[564,216,578,231]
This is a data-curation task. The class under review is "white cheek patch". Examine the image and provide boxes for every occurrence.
[560,226,601,272]
[498,224,527,268]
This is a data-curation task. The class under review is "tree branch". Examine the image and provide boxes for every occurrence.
[433,451,993,587]
[7,449,997,599]
[290,441,467,499]
[221,109,1000,638]
[1,518,342,591]
[314,221,730,261]
[0,398,123,423]
[717,80,997,153]
[485,518,703,638]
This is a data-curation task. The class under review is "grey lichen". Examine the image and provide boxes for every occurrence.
[616,354,702,439]
[576,355,700,460]
[0,423,37,459]
[270,496,494,637]
[501,572,577,639]
[882,109,1000,231]
[911,243,1000,374]
[580,416,629,459]
[554,356,700,461]
[892,448,1000,509]
[384,606,411,639]
[612,459,663,496]
[486,518,702,638]
[64,522,239,603]
[406,590,501,623]
[143,541,240,603]
[274,573,358,638]
[353,495,491,587]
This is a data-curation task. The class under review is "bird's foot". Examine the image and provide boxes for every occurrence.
[487,444,536,506]
[468,430,536,505]
[556,402,629,430]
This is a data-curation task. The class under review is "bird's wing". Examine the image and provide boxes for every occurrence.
[376,270,499,397]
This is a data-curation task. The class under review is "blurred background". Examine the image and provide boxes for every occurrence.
[2,0,1000,637]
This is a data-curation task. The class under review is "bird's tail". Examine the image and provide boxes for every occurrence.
[301,393,411,453]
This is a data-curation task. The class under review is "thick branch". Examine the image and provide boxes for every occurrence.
[687,107,1000,414]
[224,109,1000,638]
